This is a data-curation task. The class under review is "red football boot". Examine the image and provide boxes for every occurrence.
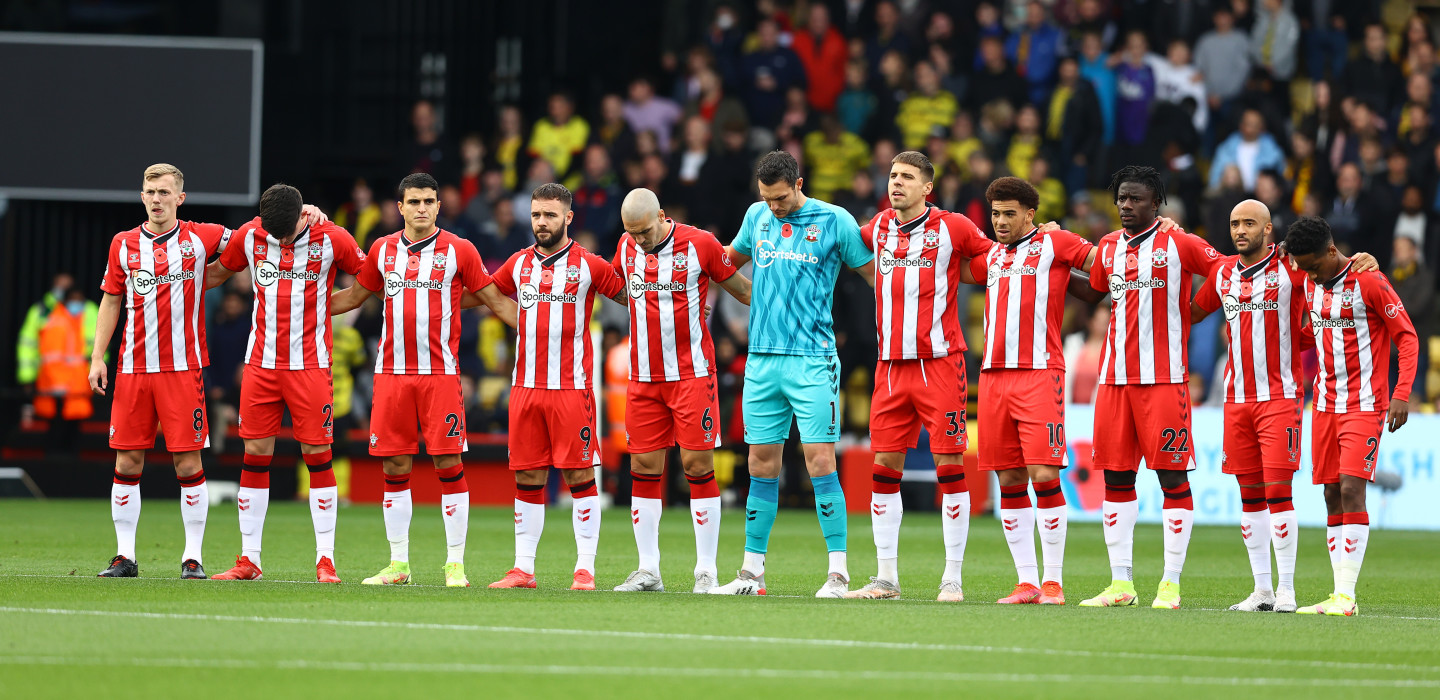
[316,556,341,583]
[211,556,262,580]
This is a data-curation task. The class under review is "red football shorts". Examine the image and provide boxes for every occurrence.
[1310,409,1385,485]
[1221,397,1303,475]
[1092,383,1194,471]
[109,368,208,452]
[627,375,721,453]
[368,373,467,457]
[870,354,968,454]
[978,368,1067,471]
[239,365,334,445]
[509,386,599,470]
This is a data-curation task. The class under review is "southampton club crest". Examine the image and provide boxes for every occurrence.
[432,252,448,270]
[565,266,581,283]
[178,240,196,259]
[1150,249,1169,267]
[804,224,820,242]
[672,253,689,271]
[923,229,940,249]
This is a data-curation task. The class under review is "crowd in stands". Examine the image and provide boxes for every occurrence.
[26,1,1440,451]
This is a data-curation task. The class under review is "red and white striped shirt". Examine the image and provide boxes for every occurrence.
[101,220,230,374]
[968,228,1094,371]
[860,205,992,360]
[1088,221,1222,385]
[612,220,738,382]
[356,229,492,375]
[494,240,625,390]
[1307,262,1419,413]
[220,219,366,370]
[1193,245,1309,403]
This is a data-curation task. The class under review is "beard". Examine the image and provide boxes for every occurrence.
[534,221,567,250]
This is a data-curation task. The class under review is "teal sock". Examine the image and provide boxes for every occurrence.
[812,472,847,552]
[744,477,779,554]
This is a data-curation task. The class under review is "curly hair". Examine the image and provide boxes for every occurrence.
[1281,216,1333,257]
[1108,165,1167,206]
[984,176,1040,212]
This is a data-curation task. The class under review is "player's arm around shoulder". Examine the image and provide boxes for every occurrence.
[726,202,767,268]
[836,208,875,286]
[1190,265,1223,323]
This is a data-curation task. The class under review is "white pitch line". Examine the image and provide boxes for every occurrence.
[0,655,1437,688]
[7,573,1440,621]
[2,606,1437,675]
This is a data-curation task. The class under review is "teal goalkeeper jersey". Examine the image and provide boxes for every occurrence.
[732,197,874,356]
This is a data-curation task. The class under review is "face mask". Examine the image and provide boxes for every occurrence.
[66,301,84,315]
[717,12,735,30]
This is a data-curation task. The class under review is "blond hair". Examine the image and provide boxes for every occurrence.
[143,163,185,191]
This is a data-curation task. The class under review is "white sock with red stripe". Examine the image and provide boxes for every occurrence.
[382,474,412,562]
[178,470,208,565]
[111,470,141,561]
[687,472,721,579]
[1101,488,1139,581]
[1267,482,1298,594]
[630,471,664,574]
[1034,478,1067,585]
[238,454,271,569]
[513,483,546,574]
[1238,473,1271,593]
[1160,483,1195,585]
[437,465,469,564]
[938,463,970,584]
[1336,512,1369,598]
[871,465,904,584]
[999,483,1039,587]
[1326,515,1342,580]
[304,451,338,564]
[570,478,600,574]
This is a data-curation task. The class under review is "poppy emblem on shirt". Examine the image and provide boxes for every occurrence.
[923,230,939,248]
[432,253,447,270]
[1150,249,1168,267]
[1125,252,1139,269]
[281,248,294,264]
[646,254,659,271]
[1239,280,1253,297]
[673,253,689,271]
[781,223,793,238]
[541,269,554,285]
[805,224,820,242]
[178,241,196,259]
[565,266,581,283]
[406,255,421,271]
[309,245,324,261]
[153,247,168,264]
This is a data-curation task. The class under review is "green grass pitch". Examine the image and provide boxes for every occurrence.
[1,499,1437,698]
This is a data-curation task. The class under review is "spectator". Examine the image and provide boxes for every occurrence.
[977,99,1016,162]
[971,2,1006,69]
[791,3,846,112]
[741,19,807,131]
[1205,165,1247,252]
[528,91,589,190]
[1394,184,1437,265]
[836,59,877,136]
[1343,24,1403,119]
[1006,104,1044,179]
[804,114,870,202]
[669,115,714,213]
[16,273,89,400]
[493,104,527,192]
[333,178,382,247]
[868,137,899,190]
[968,36,1028,112]
[1405,40,1439,85]
[1298,79,1344,158]
[870,49,910,144]
[896,60,958,150]
[947,111,985,181]
[1250,0,1300,87]
[1356,137,1387,189]
[478,197,534,262]
[695,121,756,237]
[463,169,506,231]
[458,134,486,208]
[1045,55,1104,193]
[704,5,745,90]
[1114,31,1157,150]
[1005,1,1067,105]
[1029,158,1067,224]
[1327,162,1391,268]
[684,68,748,151]
[1332,99,1385,169]
[397,99,457,182]
[1399,12,1435,68]
[1302,0,1350,81]
[1210,109,1286,191]
[1063,305,1110,404]
[572,144,622,251]
[622,77,683,154]
[1401,104,1437,169]
[206,291,251,411]
[1389,235,1434,400]
[1069,0,1117,52]
[835,169,881,223]
[593,94,639,168]
[1397,73,1439,141]
[437,184,482,243]
[512,158,557,220]
[1150,39,1209,133]
[1077,31,1117,146]
[1255,169,1295,240]
[928,42,967,100]
[956,151,995,227]
[1194,7,1253,135]
[866,1,912,77]
[775,85,819,146]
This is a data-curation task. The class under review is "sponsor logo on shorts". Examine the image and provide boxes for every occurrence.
[384,271,443,297]
[878,248,935,275]
[1309,311,1356,329]
[1221,295,1280,321]
[257,260,321,287]
[754,239,819,268]
[518,283,578,308]
[370,433,378,447]
[1108,274,1165,294]
[131,268,194,296]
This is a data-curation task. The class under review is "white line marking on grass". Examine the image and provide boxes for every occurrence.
[2,606,1437,675]
[0,655,1437,688]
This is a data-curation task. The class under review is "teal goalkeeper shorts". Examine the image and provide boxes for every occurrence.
[742,353,840,444]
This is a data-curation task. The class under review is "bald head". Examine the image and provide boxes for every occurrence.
[620,187,669,252]
[1229,199,1274,258]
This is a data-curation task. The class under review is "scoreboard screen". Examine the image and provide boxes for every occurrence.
[0,32,262,205]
